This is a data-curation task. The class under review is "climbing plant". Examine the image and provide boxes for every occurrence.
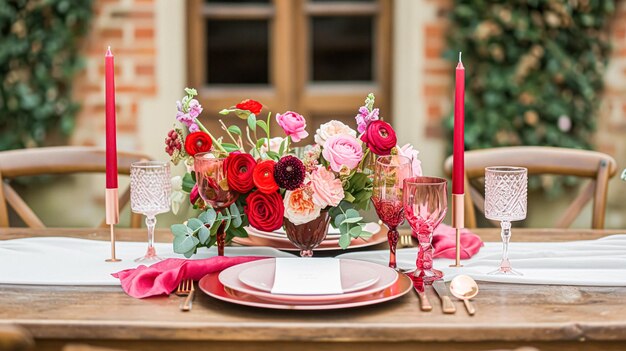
[0,0,93,150]
[445,0,615,191]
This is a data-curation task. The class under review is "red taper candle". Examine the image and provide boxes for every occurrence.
[452,52,465,195]
[105,46,118,189]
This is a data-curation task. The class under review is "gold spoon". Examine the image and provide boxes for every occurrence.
[449,275,479,316]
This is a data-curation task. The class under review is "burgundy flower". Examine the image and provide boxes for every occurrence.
[274,155,306,190]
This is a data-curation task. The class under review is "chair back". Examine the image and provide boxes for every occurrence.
[0,146,152,228]
[0,325,33,351]
[444,146,617,229]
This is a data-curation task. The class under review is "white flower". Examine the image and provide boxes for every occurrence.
[283,188,322,225]
[397,143,423,176]
[314,120,357,148]
[170,176,186,215]
[259,137,285,154]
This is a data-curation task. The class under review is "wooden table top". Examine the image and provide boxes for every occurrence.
[1,227,625,350]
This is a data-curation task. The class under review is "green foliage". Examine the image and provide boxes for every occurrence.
[329,202,373,249]
[445,1,614,148]
[0,0,93,150]
[171,201,249,257]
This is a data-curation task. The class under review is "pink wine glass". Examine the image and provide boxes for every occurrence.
[403,176,448,284]
[194,153,239,256]
[372,155,412,269]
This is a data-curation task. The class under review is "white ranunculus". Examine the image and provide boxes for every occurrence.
[314,120,357,148]
[170,176,186,215]
[397,143,423,176]
[259,137,285,154]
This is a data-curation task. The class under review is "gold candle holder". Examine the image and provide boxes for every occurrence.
[105,188,121,262]
[450,193,464,267]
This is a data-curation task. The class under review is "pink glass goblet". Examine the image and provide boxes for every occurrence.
[403,176,448,284]
[371,155,412,269]
[194,153,239,256]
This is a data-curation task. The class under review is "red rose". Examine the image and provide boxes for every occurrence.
[236,99,263,115]
[253,160,279,194]
[225,152,256,193]
[360,120,397,156]
[184,132,212,156]
[245,190,284,232]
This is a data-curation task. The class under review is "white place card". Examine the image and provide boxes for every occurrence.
[271,258,343,295]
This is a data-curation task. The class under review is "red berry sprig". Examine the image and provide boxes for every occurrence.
[165,129,182,156]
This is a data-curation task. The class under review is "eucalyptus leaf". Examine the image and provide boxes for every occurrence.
[334,214,346,228]
[187,218,204,231]
[183,249,196,258]
[173,235,199,254]
[230,204,242,227]
[171,224,191,237]
[345,209,360,218]
[210,220,221,235]
[198,226,210,244]
[198,208,217,224]
[341,217,363,224]
[338,234,351,249]
[349,225,362,238]
[359,230,374,239]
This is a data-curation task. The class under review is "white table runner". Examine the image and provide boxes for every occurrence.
[338,234,626,286]
[0,237,294,285]
[2,235,626,287]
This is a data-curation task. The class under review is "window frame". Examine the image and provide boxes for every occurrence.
[187,0,392,125]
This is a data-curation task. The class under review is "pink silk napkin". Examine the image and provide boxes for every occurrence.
[412,223,483,259]
[112,256,265,298]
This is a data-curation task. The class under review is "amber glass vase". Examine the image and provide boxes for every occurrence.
[284,211,331,257]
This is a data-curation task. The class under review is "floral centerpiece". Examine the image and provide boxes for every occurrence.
[166,88,420,257]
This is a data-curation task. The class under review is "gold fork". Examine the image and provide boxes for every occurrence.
[399,233,414,248]
[175,279,195,311]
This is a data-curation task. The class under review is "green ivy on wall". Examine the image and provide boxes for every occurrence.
[445,0,615,154]
[0,0,93,150]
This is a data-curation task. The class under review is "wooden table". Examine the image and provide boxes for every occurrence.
[1,228,625,351]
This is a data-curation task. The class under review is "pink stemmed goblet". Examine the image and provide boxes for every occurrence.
[403,176,448,284]
[194,152,239,256]
[130,161,171,262]
[372,155,412,269]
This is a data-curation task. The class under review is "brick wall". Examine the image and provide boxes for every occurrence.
[71,0,158,152]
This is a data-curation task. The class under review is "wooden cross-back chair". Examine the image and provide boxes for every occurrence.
[444,146,617,229]
[0,146,153,228]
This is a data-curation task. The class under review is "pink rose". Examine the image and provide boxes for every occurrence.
[309,166,344,208]
[397,143,423,176]
[276,111,308,142]
[321,134,363,173]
